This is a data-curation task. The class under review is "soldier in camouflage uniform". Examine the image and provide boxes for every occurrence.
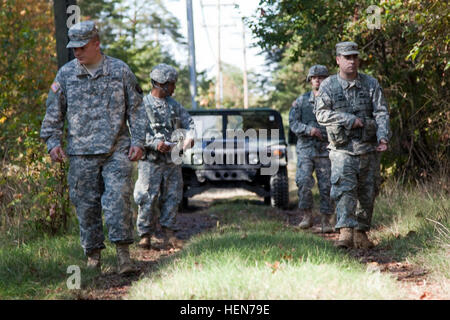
[289,65,335,232]
[134,63,195,250]
[315,42,390,249]
[40,21,148,274]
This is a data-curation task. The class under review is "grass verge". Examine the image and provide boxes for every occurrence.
[0,169,448,299]
[127,200,409,299]
[371,179,450,287]
[0,221,124,299]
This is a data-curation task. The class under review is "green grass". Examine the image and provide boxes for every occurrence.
[371,179,450,285]
[0,230,79,299]
[0,221,122,299]
[0,164,448,299]
[127,200,409,300]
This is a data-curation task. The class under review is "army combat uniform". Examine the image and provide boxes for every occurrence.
[134,90,195,238]
[289,91,333,216]
[40,24,147,256]
[315,45,390,234]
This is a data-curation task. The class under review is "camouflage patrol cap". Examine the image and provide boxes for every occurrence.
[307,65,329,82]
[335,41,360,56]
[150,63,178,84]
[66,21,99,48]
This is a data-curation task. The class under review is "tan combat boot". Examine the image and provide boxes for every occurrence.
[298,209,313,229]
[320,214,335,233]
[138,235,151,249]
[116,244,137,275]
[335,228,353,248]
[353,230,375,249]
[87,249,101,270]
[162,227,183,249]
[150,233,166,250]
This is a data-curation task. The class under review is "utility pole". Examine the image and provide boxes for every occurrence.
[202,1,235,109]
[53,0,77,69]
[52,0,78,229]
[216,0,222,109]
[186,0,198,109]
[241,18,249,109]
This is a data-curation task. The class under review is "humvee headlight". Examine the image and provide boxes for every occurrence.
[249,153,258,164]
[193,153,203,165]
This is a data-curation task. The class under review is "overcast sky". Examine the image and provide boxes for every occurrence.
[164,0,267,78]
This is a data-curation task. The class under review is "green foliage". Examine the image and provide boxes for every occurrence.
[257,55,314,112]
[0,0,200,239]
[196,62,261,109]
[0,0,70,236]
[78,0,196,108]
[248,0,450,179]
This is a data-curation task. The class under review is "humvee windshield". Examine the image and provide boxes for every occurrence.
[227,111,280,132]
[192,111,282,140]
[193,115,222,139]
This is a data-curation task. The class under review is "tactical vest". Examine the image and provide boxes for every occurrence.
[295,92,328,155]
[144,95,182,140]
[300,93,328,139]
[326,75,378,147]
[144,95,183,162]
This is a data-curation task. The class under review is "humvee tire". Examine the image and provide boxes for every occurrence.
[270,166,289,209]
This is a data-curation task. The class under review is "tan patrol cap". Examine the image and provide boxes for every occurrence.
[66,21,99,48]
[335,41,360,56]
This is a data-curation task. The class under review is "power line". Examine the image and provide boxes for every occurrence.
[199,0,216,61]
[201,0,237,108]
[200,1,251,109]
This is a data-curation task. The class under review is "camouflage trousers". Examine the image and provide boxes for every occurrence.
[68,150,134,256]
[329,150,381,231]
[296,151,333,215]
[134,160,182,236]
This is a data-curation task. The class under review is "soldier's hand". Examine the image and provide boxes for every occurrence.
[352,118,364,129]
[182,138,194,151]
[49,146,67,162]
[157,140,171,153]
[376,139,388,152]
[310,128,323,140]
[128,146,143,161]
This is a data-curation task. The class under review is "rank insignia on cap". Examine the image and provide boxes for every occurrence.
[51,82,60,93]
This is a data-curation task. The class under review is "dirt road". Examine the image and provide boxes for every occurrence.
[77,184,447,300]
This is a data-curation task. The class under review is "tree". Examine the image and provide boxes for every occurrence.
[80,0,197,108]
[197,63,261,109]
[0,0,71,233]
[248,0,449,180]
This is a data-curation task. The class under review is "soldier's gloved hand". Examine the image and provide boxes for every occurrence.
[376,139,388,152]
[49,146,67,162]
[352,118,364,129]
[182,138,194,151]
[128,146,143,161]
[157,140,171,153]
[310,127,323,140]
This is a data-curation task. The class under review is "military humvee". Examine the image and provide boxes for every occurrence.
[181,108,289,209]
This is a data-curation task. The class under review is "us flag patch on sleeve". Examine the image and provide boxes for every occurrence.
[51,82,60,93]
